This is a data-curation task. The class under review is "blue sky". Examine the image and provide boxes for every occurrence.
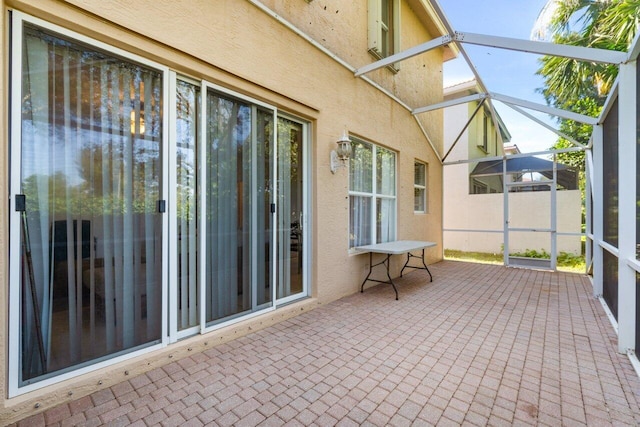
[437,0,559,153]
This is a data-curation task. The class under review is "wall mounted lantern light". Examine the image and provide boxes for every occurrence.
[330,131,352,174]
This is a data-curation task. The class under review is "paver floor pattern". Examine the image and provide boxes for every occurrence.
[15,261,640,426]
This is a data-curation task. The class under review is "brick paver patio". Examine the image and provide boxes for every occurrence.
[14,261,640,426]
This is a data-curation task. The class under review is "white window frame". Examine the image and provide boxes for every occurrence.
[414,160,428,214]
[368,0,401,61]
[348,137,397,250]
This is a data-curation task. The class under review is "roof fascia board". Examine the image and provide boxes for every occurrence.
[412,0,449,36]
[490,92,599,125]
[455,32,627,64]
[355,35,450,76]
[412,93,484,114]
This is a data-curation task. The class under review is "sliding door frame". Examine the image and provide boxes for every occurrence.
[275,114,311,306]
[9,12,312,395]
[199,82,278,334]
[8,11,170,397]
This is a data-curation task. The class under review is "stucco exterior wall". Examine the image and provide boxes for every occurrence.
[254,0,445,153]
[0,0,445,421]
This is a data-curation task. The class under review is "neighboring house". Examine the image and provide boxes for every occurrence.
[0,0,450,421]
[442,80,582,257]
[442,80,510,192]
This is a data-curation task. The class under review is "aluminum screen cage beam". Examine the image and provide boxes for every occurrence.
[455,32,627,65]
[354,35,451,77]
[501,103,587,148]
[355,31,625,80]
[412,93,485,115]
[490,93,599,125]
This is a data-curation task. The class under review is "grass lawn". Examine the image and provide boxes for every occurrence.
[444,249,586,273]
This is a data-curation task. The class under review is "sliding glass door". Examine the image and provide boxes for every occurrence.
[276,117,307,302]
[203,87,275,326]
[13,19,167,387]
[11,13,309,393]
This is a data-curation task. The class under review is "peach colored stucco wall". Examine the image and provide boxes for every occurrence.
[0,0,444,421]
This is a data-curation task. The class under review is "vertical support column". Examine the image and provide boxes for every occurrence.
[503,157,509,266]
[592,126,604,298]
[617,61,637,354]
[585,150,593,274]
[551,155,558,270]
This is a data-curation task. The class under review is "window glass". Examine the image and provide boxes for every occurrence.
[376,198,396,243]
[414,161,427,212]
[349,196,373,248]
[350,140,373,193]
[376,147,396,196]
[349,137,396,248]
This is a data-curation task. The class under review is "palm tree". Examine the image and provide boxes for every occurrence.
[533,0,640,231]
[536,0,640,109]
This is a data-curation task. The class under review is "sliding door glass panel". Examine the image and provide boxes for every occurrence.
[204,90,273,324]
[19,24,163,385]
[257,109,274,307]
[176,80,199,331]
[276,118,304,299]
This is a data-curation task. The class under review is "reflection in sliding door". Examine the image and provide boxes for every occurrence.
[204,90,273,325]
[176,80,199,331]
[276,118,304,300]
[18,23,163,385]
